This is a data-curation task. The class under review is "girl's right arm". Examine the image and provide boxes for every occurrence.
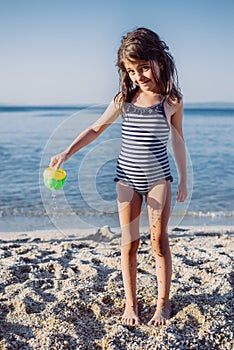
[49,100,121,169]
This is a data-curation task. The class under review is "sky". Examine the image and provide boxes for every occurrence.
[0,0,234,105]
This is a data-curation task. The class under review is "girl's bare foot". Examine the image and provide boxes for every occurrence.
[148,302,171,327]
[121,304,141,325]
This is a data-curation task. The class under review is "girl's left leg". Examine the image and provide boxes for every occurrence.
[146,180,172,326]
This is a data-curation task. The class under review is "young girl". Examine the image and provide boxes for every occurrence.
[50,27,187,327]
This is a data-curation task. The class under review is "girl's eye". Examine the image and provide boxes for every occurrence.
[142,66,150,71]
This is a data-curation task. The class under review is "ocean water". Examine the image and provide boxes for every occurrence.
[0,103,234,232]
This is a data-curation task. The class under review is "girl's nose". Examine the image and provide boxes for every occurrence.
[136,71,144,81]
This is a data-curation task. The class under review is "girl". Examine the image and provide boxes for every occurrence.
[50,27,187,327]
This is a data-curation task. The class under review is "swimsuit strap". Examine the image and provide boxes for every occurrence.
[157,96,167,118]
[160,96,167,105]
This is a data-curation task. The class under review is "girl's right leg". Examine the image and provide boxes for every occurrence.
[117,181,143,325]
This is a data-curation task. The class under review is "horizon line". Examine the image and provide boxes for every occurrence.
[0,101,234,108]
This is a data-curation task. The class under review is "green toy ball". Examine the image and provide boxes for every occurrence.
[43,167,66,190]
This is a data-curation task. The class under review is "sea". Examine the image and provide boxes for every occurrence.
[0,103,234,233]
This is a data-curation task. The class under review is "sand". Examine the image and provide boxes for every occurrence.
[0,225,233,350]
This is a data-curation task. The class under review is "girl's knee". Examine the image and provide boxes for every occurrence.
[152,240,169,257]
[150,229,169,257]
[121,238,140,255]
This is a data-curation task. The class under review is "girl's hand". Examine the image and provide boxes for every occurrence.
[49,151,68,169]
[176,181,187,202]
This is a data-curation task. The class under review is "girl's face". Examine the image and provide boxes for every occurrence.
[124,60,160,93]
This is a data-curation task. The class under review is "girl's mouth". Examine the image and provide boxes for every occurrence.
[140,80,150,85]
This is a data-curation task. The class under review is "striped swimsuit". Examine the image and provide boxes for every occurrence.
[114,98,173,195]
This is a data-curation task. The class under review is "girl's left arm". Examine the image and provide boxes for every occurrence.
[170,100,188,202]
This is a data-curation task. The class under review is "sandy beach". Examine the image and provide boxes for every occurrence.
[0,225,233,350]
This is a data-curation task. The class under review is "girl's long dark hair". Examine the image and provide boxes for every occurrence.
[114,27,182,106]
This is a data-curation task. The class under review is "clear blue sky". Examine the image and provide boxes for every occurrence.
[1,0,234,105]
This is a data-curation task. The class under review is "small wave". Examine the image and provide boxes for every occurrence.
[0,207,119,218]
[0,208,47,217]
[186,210,234,218]
[1,206,234,219]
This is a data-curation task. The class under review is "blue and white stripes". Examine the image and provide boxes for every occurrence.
[115,100,173,195]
